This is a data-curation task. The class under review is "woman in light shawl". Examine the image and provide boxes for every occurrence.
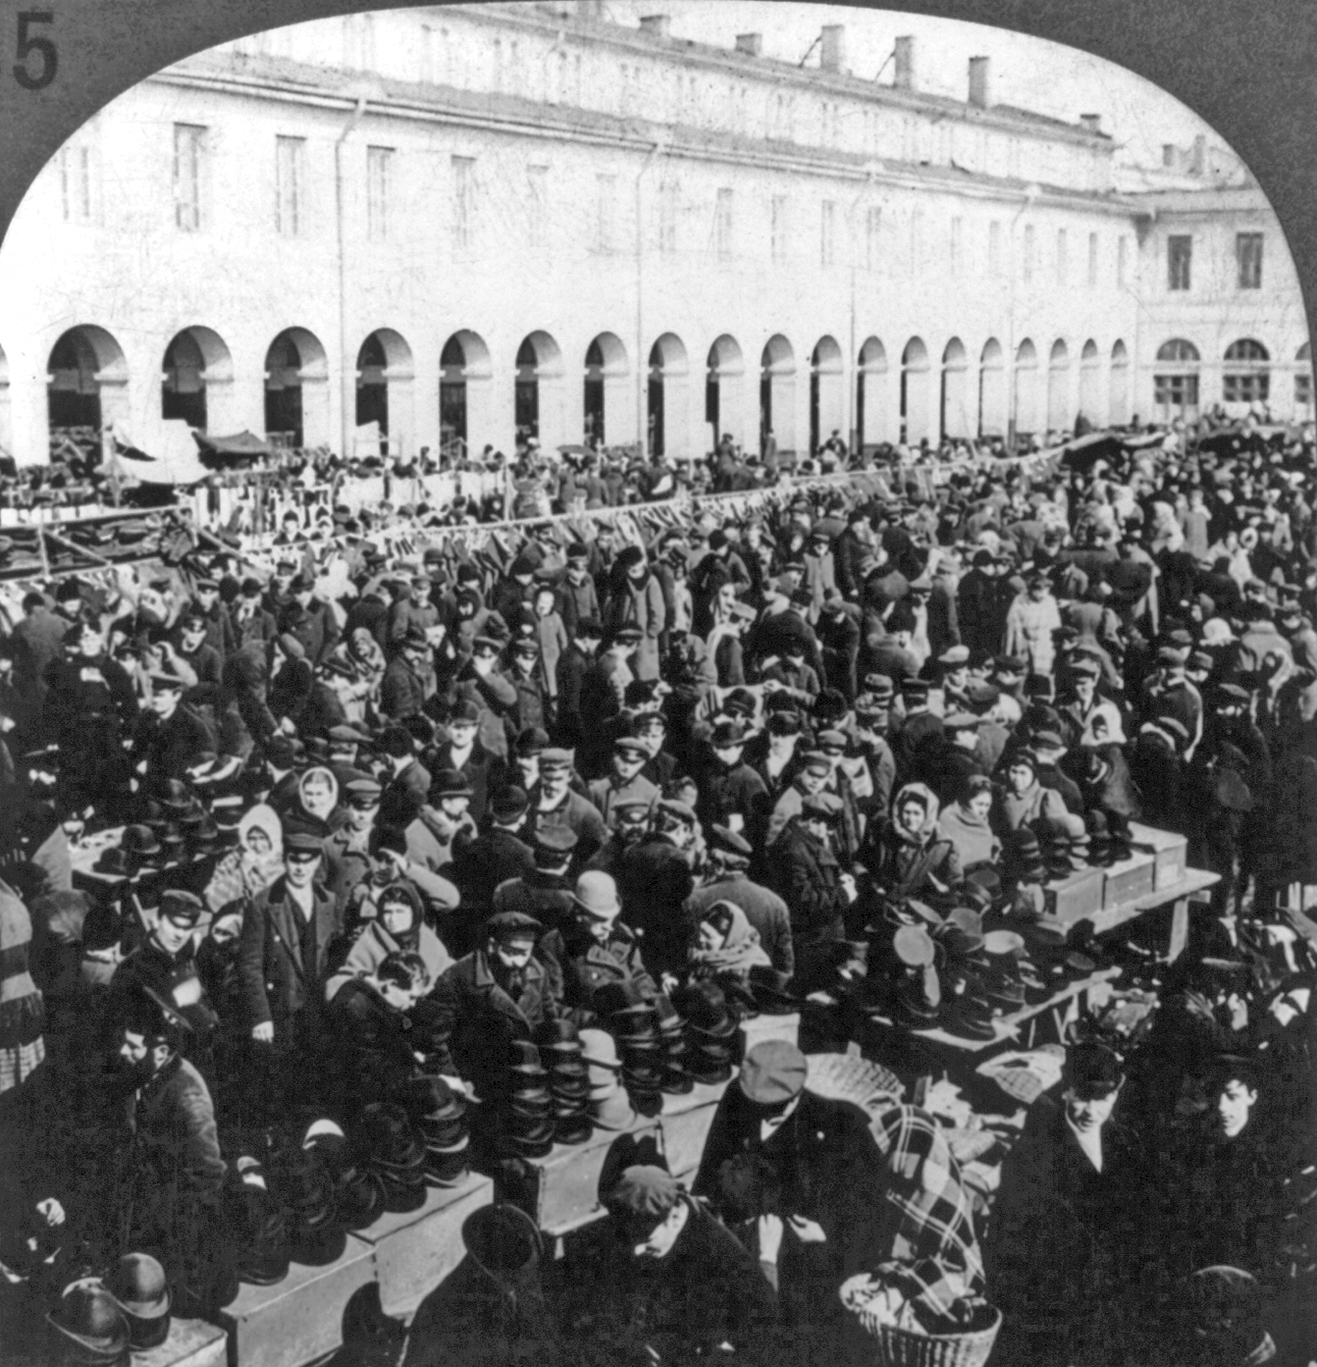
[297,766,341,826]
[687,900,771,992]
[325,881,452,1001]
[204,803,284,912]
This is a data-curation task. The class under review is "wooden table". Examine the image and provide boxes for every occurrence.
[1087,867,1220,961]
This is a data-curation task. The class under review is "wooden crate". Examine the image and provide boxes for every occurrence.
[348,1172,492,1320]
[1102,851,1156,909]
[1044,867,1105,925]
[136,1320,228,1367]
[218,1237,377,1367]
[1129,823,1188,891]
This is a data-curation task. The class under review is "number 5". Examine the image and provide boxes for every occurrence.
[14,11,56,90]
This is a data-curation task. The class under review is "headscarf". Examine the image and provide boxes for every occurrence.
[376,882,423,954]
[205,803,283,912]
[688,900,771,977]
[892,783,941,843]
[297,767,340,823]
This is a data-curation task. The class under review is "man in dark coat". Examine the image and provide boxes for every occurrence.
[618,799,699,980]
[236,828,344,1121]
[108,987,228,1310]
[131,670,216,786]
[428,911,563,1103]
[554,617,609,755]
[447,787,536,955]
[490,826,579,938]
[381,629,431,721]
[767,795,851,993]
[956,551,1010,664]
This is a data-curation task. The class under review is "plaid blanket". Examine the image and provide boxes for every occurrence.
[867,1100,986,1323]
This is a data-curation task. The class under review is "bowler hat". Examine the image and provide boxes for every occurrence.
[103,1253,171,1351]
[47,1281,131,1363]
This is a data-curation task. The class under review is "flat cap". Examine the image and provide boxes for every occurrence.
[738,1040,808,1106]
[801,792,843,820]
[284,829,325,855]
[533,825,578,854]
[606,1165,681,1222]
[656,798,697,825]
[485,911,542,940]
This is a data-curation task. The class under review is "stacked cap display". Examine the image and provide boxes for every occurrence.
[656,1006,694,1095]
[536,1019,594,1145]
[579,1028,638,1131]
[594,981,664,1117]
[404,1075,472,1186]
[302,1119,386,1231]
[267,1140,346,1265]
[670,980,741,1084]
[493,1039,556,1159]
[352,1102,428,1213]
[227,1157,292,1286]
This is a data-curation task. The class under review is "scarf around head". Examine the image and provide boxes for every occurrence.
[688,900,771,974]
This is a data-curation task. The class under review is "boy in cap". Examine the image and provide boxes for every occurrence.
[597,1163,778,1362]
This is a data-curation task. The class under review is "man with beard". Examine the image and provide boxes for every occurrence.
[587,798,653,880]
[131,669,216,787]
[109,891,219,1075]
[529,748,607,865]
[618,799,699,981]
[106,987,227,1313]
[428,911,563,1106]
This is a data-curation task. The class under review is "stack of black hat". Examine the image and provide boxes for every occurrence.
[595,983,665,1117]
[405,1075,472,1186]
[670,981,740,1084]
[890,924,941,1028]
[267,1141,345,1265]
[536,1020,593,1146]
[656,1010,693,1094]
[352,1102,427,1213]
[977,930,1030,1017]
[227,1157,292,1286]
[494,1040,556,1159]
[302,1119,385,1231]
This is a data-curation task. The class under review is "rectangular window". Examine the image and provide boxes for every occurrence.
[714,187,732,261]
[659,180,678,254]
[772,196,789,263]
[173,124,204,231]
[1023,224,1035,282]
[61,145,92,224]
[1088,232,1098,286]
[1223,370,1270,405]
[275,135,305,236]
[1056,228,1067,284]
[950,217,963,276]
[988,220,1002,275]
[1154,373,1200,411]
[1168,234,1192,291]
[1296,368,1312,410]
[451,154,474,252]
[527,165,548,249]
[820,200,835,267]
[1236,232,1263,289]
[1117,234,1128,286]
[366,146,392,241]
[595,173,617,252]
[865,205,881,271]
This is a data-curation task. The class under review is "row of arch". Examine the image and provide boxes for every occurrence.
[40,322,1134,459]
[1153,337,1313,415]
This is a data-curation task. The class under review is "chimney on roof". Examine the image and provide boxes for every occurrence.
[893,36,914,91]
[820,24,846,73]
[639,14,670,38]
[967,56,990,108]
[1079,113,1101,133]
[735,32,762,57]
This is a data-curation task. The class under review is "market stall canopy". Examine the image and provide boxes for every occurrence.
[193,429,274,468]
[107,423,210,486]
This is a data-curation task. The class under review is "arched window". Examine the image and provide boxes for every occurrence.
[1223,339,1270,405]
[1297,342,1312,414]
[1153,338,1200,419]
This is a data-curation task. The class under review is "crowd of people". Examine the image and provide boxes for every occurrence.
[1,421,1317,1366]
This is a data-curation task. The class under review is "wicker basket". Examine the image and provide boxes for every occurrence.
[872,1307,1002,1367]
[804,1051,904,1109]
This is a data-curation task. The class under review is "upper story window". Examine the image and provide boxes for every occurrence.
[714,188,733,261]
[451,154,475,252]
[1022,224,1036,282]
[1167,234,1192,291]
[865,206,881,271]
[820,200,835,267]
[173,124,205,231]
[988,220,1002,275]
[595,173,617,253]
[1056,228,1067,285]
[1236,232,1263,290]
[275,135,305,236]
[61,144,93,225]
[366,146,393,241]
[1087,232,1098,287]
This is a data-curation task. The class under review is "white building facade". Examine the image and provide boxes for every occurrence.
[0,1,1306,467]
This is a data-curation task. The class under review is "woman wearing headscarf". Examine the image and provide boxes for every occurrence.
[204,803,284,913]
[686,901,771,996]
[936,775,1000,876]
[325,881,453,1002]
[859,783,962,902]
[294,765,341,830]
